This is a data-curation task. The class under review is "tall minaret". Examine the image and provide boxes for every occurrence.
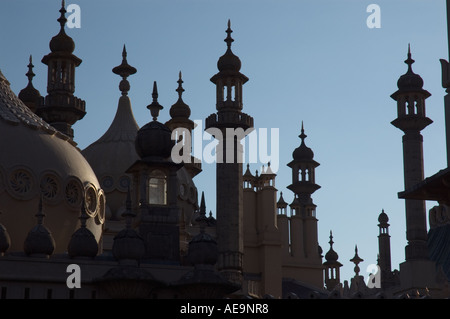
[440,0,450,166]
[377,210,394,289]
[391,46,431,261]
[205,20,254,285]
[37,1,86,139]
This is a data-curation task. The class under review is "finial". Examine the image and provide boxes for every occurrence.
[299,121,307,142]
[350,245,364,277]
[112,44,137,96]
[225,19,234,49]
[79,199,89,229]
[176,71,185,99]
[329,230,334,248]
[36,196,45,225]
[57,0,68,30]
[122,186,135,230]
[405,43,415,73]
[195,191,208,232]
[26,55,35,84]
[147,81,163,121]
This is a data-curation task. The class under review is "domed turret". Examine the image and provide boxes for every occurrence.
[217,20,242,72]
[292,123,314,161]
[18,56,41,113]
[67,202,99,259]
[135,82,174,159]
[397,45,425,93]
[49,1,75,53]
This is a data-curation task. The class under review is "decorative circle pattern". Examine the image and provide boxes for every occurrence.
[40,173,61,202]
[65,177,83,208]
[118,175,131,191]
[84,185,98,217]
[101,176,114,191]
[8,168,35,199]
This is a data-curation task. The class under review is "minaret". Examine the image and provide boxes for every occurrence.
[377,210,394,289]
[165,72,202,179]
[37,0,86,139]
[287,123,321,260]
[440,0,450,166]
[391,46,431,261]
[323,231,342,291]
[18,55,42,113]
[205,20,254,285]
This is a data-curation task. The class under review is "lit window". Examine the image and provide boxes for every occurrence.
[148,170,167,205]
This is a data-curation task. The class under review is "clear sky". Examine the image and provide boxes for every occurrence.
[0,0,448,285]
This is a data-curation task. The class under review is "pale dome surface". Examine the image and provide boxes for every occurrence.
[0,69,104,253]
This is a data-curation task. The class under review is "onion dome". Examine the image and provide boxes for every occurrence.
[112,189,145,265]
[397,45,425,93]
[82,46,139,220]
[49,1,75,53]
[0,67,103,253]
[67,201,99,259]
[0,212,11,256]
[293,122,314,161]
[135,82,174,159]
[378,209,389,225]
[18,55,41,113]
[217,20,242,72]
[23,198,56,258]
[324,231,339,263]
[169,71,191,119]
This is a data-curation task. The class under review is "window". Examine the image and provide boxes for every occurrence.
[148,170,167,205]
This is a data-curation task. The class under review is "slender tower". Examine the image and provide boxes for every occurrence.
[440,0,450,166]
[37,1,86,139]
[391,46,431,262]
[205,20,254,285]
[377,210,395,289]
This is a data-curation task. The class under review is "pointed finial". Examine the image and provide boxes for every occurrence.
[299,121,307,142]
[147,81,163,121]
[405,43,415,73]
[35,196,45,225]
[26,55,35,83]
[225,19,234,49]
[121,186,135,230]
[112,44,137,96]
[350,244,364,276]
[176,70,185,99]
[57,0,68,30]
[195,191,208,232]
[329,230,334,248]
[79,200,89,229]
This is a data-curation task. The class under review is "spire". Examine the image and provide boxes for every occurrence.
[147,81,163,121]
[350,245,364,277]
[57,0,67,31]
[196,191,208,232]
[112,45,137,96]
[225,19,234,50]
[18,55,41,113]
[405,43,415,74]
[168,71,191,120]
[299,121,307,143]
[176,71,185,99]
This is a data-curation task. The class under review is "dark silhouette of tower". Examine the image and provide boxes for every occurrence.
[205,20,254,285]
[37,1,86,139]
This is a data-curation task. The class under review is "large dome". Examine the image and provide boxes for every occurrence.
[0,69,104,254]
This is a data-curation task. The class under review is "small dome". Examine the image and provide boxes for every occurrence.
[217,20,241,72]
[397,46,424,92]
[293,143,314,161]
[170,99,191,119]
[23,201,55,257]
[49,3,75,53]
[135,120,174,159]
[49,30,75,53]
[188,231,218,266]
[325,247,339,263]
[67,207,98,259]
[217,49,242,72]
[292,123,314,161]
[378,210,389,224]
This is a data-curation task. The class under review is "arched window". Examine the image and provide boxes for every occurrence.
[148,170,167,205]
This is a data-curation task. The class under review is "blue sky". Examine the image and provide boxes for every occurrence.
[0,0,448,284]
